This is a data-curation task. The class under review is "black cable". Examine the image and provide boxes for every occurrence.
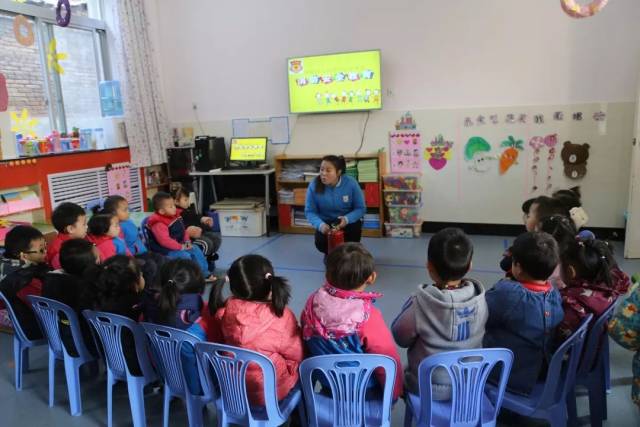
[355,110,371,156]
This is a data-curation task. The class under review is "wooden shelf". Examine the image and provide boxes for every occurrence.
[145,182,170,189]
[275,152,386,237]
[0,206,44,218]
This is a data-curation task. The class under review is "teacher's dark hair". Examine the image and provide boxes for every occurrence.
[315,155,347,194]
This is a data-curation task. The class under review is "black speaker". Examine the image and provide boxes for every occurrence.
[167,147,194,179]
[194,136,226,171]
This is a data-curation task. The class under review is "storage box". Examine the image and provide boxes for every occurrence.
[387,205,421,223]
[218,207,265,237]
[382,174,420,190]
[383,190,422,206]
[385,222,421,238]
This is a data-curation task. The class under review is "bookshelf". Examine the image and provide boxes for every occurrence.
[274,152,386,237]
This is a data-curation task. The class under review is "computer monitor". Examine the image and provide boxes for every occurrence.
[229,137,268,165]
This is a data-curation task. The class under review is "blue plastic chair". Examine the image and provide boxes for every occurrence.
[141,322,213,427]
[195,342,303,426]
[28,296,96,416]
[487,314,593,427]
[403,348,514,427]
[139,216,151,247]
[567,304,617,427]
[83,310,158,427]
[299,354,396,427]
[0,291,46,390]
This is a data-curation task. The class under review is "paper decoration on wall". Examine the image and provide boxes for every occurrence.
[56,0,71,27]
[554,111,564,121]
[13,15,34,47]
[389,131,422,173]
[534,114,544,124]
[465,137,495,173]
[424,134,453,171]
[476,115,486,125]
[529,134,558,192]
[395,112,416,130]
[561,0,609,19]
[490,114,499,124]
[505,114,515,124]
[107,165,132,201]
[498,136,524,175]
[0,74,8,112]
[464,117,474,127]
[518,114,528,124]
[561,141,590,180]
[593,111,606,121]
[47,39,67,74]
[573,112,583,121]
[10,108,38,137]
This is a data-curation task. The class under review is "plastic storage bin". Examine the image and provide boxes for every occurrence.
[387,205,420,223]
[385,223,421,238]
[382,174,420,190]
[218,207,265,237]
[383,190,422,206]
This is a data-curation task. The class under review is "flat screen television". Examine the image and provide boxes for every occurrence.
[287,50,382,114]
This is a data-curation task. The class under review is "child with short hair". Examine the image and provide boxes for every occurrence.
[208,254,303,405]
[146,192,212,279]
[102,195,147,255]
[42,238,100,355]
[47,202,87,269]
[87,208,130,261]
[82,255,146,375]
[301,243,403,400]
[557,235,630,341]
[0,225,50,339]
[173,187,221,264]
[392,228,488,399]
[484,232,564,395]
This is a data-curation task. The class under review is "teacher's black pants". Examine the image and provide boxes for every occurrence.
[314,220,362,254]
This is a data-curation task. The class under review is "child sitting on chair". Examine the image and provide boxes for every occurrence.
[87,208,131,261]
[172,187,221,269]
[46,202,87,270]
[102,195,148,255]
[0,225,50,340]
[301,243,403,401]
[146,192,213,280]
[392,228,488,400]
[484,231,564,395]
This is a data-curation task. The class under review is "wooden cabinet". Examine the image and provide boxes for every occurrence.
[274,152,386,237]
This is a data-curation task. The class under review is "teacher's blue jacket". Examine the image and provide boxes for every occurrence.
[305,175,366,231]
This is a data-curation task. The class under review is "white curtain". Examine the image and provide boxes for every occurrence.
[108,0,170,167]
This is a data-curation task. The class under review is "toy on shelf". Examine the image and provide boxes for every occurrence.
[382,174,420,190]
[382,173,423,238]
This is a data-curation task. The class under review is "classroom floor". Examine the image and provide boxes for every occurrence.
[1,233,639,426]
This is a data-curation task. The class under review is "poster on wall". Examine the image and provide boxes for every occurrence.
[424,134,453,171]
[107,165,132,201]
[389,131,422,173]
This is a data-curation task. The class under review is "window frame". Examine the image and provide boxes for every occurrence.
[0,0,111,134]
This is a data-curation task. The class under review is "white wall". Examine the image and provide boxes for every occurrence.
[146,0,640,228]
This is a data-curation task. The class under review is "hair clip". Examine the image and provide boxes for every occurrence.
[167,279,175,286]
[576,229,595,242]
[265,273,273,280]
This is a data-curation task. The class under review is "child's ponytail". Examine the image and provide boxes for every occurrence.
[563,234,614,287]
[221,254,290,317]
[158,259,205,324]
[264,273,291,317]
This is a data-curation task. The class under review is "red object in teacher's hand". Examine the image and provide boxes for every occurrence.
[327,228,345,253]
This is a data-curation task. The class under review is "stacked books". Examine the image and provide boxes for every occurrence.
[277,189,294,204]
[357,159,378,183]
[293,208,312,228]
[363,213,380,230]
[345,160,358,180]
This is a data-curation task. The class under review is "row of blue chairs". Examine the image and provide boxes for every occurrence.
[1,290,611,426]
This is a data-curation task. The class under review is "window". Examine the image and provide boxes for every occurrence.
[0,0,114,158]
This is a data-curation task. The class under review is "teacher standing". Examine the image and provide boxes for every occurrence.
[305,155,366,254]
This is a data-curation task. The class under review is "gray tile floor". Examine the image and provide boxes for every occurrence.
[1,233,639,426]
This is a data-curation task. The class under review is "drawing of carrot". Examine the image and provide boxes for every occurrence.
[499,136,524,175]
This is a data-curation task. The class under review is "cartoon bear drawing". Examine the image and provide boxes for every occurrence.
[560,141,590,180]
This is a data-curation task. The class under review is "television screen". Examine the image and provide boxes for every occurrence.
[229,137,268,162]
[288,50,381,114]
